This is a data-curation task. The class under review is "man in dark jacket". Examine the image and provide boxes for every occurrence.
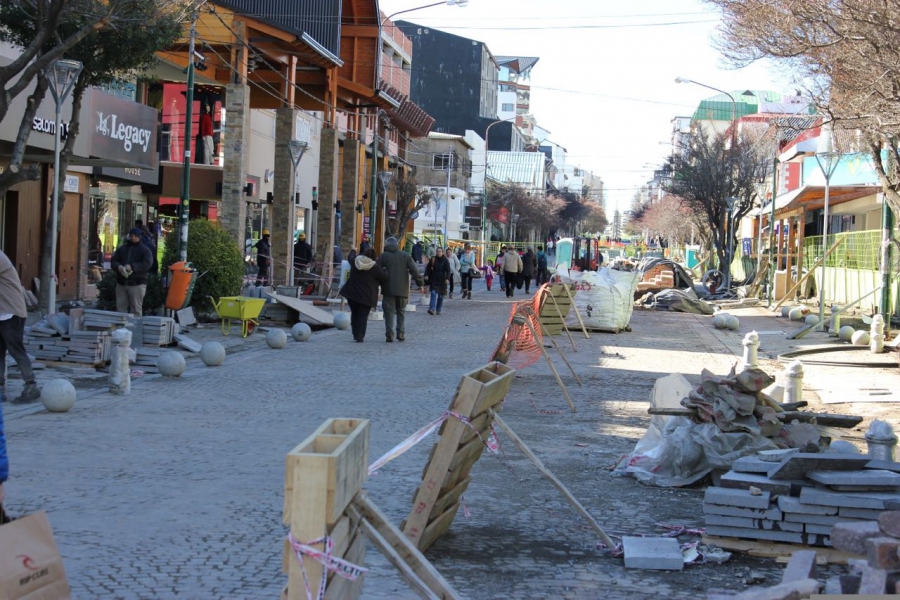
[376,237,425,342]
[294,233,313,272]
[340,248,387,342]
[255,230,271,286]
[411,240,424,264]
[521,246,537,294]
[536,245,549,286]
[424,247,451,315]
[110,228,154,316]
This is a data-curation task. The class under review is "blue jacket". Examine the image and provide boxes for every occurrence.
[0,402,7,483]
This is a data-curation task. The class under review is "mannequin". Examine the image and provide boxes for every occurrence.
[199,104,214,164]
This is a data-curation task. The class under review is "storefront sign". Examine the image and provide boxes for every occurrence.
[88,91,157,168]
[63,175,79,193]
[32,117,70,139]
[93,157,160,185]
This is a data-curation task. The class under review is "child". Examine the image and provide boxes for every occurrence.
[480,260,495,291]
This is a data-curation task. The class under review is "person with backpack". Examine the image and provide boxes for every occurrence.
[521,246,537,294]
[536,245,549,286]
[496,245,507,291]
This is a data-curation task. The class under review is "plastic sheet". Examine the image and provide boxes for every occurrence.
[563,268,641,331]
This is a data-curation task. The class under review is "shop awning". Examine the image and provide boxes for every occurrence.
[757,184,879,218]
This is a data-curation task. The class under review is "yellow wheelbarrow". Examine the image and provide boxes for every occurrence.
[211,296,267,337]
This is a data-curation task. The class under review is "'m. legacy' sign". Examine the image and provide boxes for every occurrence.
[88,91,157,169]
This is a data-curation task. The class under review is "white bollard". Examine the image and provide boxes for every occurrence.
[784,360,804,405]
[109,328,132,395]
[830,305,841,336]
[866,420,897,461]
[742,331,760,369]
[871,314,885,354]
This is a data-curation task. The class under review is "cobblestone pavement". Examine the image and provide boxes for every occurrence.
[4,289,886,598]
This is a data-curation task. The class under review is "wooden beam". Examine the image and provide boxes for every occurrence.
[283,55,296,107]
[231,19,249,84]
[341,25,379,38]
[337,76,377,100]
[772,234,846,311]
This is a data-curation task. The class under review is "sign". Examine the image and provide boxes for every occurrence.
[32,117,70,139]
[93,155,160,185]
[426,222,442,228]
[464,205,482,227]
[63,175,79,193]
[458,223,469,232]
[87,90,158,169]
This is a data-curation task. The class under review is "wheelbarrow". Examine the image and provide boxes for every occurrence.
[211,296,267,337]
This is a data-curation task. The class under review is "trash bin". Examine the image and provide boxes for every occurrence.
[165,261,197,310]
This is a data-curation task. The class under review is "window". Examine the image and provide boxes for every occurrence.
[433,153,451,170]
[501,103,514,112]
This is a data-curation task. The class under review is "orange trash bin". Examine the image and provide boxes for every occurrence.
[165,261,197,311]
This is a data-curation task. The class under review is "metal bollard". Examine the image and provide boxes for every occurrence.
[784,360,804,405]
[871,314,885,354]
[742,330,760,369]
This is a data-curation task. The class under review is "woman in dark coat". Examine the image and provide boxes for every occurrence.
[521,246,537,294]
[340,248,388,342]
[424,246,452,315]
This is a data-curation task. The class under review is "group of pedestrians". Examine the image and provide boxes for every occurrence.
[494,245,552,297]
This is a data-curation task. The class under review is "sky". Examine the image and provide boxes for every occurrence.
[377,0,793,215]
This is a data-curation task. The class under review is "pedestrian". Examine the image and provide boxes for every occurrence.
[0,250,40,405]
[376,237,425,342]
[536,245,549,286]
[359,236,372,253]
[294,232,313,274]
[424,243,436,263]
[110,228,154,316]
[411,240,424,264]
[496,245,507,291]
[339,248,388,342]
[254,229,271,286]
[458,243,476,299]
[480,260,495,291]
[445,246,461,299]
[521,246,537,294]
[0,385,7,516]
[547,238,555,257]
[424,247,451,315]
[501,244,523,298]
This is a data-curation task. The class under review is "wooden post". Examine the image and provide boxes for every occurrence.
[777,218,785,272]
[283,419,369,600]
[796,210,806,297]
[772,235,846,312]
[521,314,577,412]
[561,282,590,339]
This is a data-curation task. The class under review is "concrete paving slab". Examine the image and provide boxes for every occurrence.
[767,453,872,480]
[720,471,793,496]
[704,486,772,510]
[778,496,839,516]
[622,536,683,571]
[807,469,900,489]
[704,525,804,544]
[732,456,774,474]
[839,507,884,520]
[865,459,900,473]
[800,486,900,510]
[702,502,782,521]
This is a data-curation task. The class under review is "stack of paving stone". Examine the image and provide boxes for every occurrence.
[24,312,112,364]
[703,450,900,547]
[82,308,130,329]
[827,512,900,594]
[141,316,176,346]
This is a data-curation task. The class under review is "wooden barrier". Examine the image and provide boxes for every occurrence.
[403,362,516,551]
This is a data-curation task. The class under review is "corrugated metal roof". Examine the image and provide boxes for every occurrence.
[495,56,539,74]
[692,90,784,122]
[486,151,547,187]
[428,132,473,149]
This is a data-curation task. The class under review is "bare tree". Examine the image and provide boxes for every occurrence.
[488,181,563,241]
[635,195,696,247]
[386,174,432,240]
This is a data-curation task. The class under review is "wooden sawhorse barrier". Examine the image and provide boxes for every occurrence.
[282,418,458,599]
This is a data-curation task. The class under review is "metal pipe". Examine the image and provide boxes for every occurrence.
[178,15,197,263]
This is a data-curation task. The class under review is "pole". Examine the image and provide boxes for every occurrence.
[767,155,779,306]
[444,145,452,247]
[178,14,198,263]
[881,196,893,323]
[369,111,381,251]
[288,162,297,286]
[49,100,62,313]
[818,172,831,325]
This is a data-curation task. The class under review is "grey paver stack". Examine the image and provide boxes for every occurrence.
[704,453,900,547]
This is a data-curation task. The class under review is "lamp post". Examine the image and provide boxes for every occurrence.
[46,58,83,314]
[814,122,841,328]
[483,115,518,261]
[676,76,738,287]
[287,140,308,285]
[443,145,453,247]
[381,0,469,26]
[379,171,393,243]
[724,196,737,289]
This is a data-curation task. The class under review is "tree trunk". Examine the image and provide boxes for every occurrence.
[38,80,85,314]
[0,75,49,199]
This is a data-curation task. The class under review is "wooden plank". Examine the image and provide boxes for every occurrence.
[490,412,614,548]
[701,535,856,564]
[458,413,490,445]
[469,365,515,417]
[521,315,576,413]
[772,235,846,311]
[350,493,459,599]
[323,528,366,600]
[269,292,335,326]
[441,449,482,492]
[429,477,471,520]
[287,444,329,600]
[419,502,460,552]
[447,436,488,474]
[403,376,484,548]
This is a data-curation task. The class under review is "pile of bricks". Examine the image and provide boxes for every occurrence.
[829,514,900,594]
[636,265,675,292]
[704,450,900,548]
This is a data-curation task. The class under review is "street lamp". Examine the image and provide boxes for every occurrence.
[379,171,394,243]
[724,196,737,290]
[814,122,841,328]
[46,58,82,314]
[381,0,469,26]
[287,140,308,285]
[483,116,518,262]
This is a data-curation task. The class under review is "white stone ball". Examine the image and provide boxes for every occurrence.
[805,314,820,326]
[780,306,792,318]
[158,351,186,377]
[726,315,740,331]
[712,314,725,329]
[333,312,351,330]
[788,307,805,321]
[266,328,288,349]
[200,341,226,367]
[838,325,856,342]
[852,330,871,346]
[41,378,76,413]
[826,440,861,454]
[291,322,312,342]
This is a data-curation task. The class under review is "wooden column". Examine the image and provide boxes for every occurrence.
[785,216,796,282]
[796,210,806,295]
[777,218,785,271]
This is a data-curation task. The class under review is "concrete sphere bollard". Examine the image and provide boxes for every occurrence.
[788,307,805,321]
[333,312,351,330]
[291,322,312,342]
[200,341,226,367]
[838,325,856,342]
[266,328,288,349]
[851,330,871,346]
[805,314,820,326]
[726,315,740,331]
[712,314,725,329]
[780,306,792,318]
[827,440,861,454]
[158,351,186,377]
[41,378,76,413]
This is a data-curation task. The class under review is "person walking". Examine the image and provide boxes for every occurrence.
[458,243,476,299]
[339,248,387,342]
[411,240,424,264]
[480,260,495,291]
[496,245,507,291]
[376,237,425,342]
[536,245,549,286]
[134,218,158,274]
[254,229,271,286]
[294,233,313,275]
[501,245,523,298]
[0,250,40,405]
[424,247,451,315]
[445,246,461,299]
[521,246,537,294]
[110,228,154,316]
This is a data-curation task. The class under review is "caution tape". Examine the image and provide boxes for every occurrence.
[286,532,368,600]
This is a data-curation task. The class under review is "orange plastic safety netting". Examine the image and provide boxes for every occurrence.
[489,284,551,369]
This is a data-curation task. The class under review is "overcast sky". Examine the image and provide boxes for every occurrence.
[378,0,792,214]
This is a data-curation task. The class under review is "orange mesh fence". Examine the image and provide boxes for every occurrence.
[490,295,546,370]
